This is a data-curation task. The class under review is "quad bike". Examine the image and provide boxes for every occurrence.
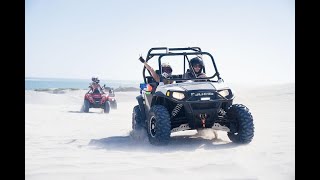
[82,83,117,113]
[104,87,117,109]
[132,47,254,145]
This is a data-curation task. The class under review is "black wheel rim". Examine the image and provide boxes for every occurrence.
[149,116,156,137]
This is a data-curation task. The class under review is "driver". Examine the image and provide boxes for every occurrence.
[90,76,104,93]
[139,56,174,84]
[183,57,207,79]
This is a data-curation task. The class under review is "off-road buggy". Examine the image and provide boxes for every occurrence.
[132,47,254,145]
[82,83,117,113]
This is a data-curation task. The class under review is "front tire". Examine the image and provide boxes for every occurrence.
[83,99,90,113]
[147,105,171,145]
[226,104,254,144]
[104,101,110,113]
[110,100,117,109]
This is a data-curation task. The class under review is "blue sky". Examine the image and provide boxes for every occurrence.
[25,0,294,85]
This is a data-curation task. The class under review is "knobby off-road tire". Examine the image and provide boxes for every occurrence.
[83,99,90,113]
[104,101,110,113]
[147,105,171,145]
[132,105,143,130]
[226,104,254,144]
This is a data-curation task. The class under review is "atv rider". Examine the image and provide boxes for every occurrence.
[183,57,207,79]
[139,56,174,84]
[90,77,104,94]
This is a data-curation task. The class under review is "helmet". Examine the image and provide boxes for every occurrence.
[190,57,204,67]
[190,57,204,73]
[91,76,100,83]
[161,62,172,74]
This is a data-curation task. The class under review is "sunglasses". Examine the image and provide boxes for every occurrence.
[193,64,202,68]
[162,67,172,73]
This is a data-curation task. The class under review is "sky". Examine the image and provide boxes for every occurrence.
[25,0,295,85]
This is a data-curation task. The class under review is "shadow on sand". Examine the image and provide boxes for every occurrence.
[67,110,102,114]
[87,130,241,152]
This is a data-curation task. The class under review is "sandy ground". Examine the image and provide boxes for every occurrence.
[25,83,294,180]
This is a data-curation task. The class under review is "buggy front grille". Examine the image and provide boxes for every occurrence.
[191,102,221,110]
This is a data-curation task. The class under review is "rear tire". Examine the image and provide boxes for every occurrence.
[147,105,171,145]
[132,105,143,130]
[226,104,254,144]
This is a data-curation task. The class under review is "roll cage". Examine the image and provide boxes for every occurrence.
[142,47,222,84]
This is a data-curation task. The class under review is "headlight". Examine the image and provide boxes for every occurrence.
[172,92,185,100]
[218,89,229,97]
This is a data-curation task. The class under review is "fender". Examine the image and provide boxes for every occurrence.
[136,95,146,121]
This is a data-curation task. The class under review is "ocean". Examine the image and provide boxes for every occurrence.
[25,77,141,90]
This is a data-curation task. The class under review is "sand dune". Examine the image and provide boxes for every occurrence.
[25,83,294,180]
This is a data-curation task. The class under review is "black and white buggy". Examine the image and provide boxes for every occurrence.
[132,47,254,145]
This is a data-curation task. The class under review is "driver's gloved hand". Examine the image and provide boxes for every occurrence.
[139,56,145,63]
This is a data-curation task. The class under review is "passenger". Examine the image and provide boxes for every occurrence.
[139,56,174,84]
